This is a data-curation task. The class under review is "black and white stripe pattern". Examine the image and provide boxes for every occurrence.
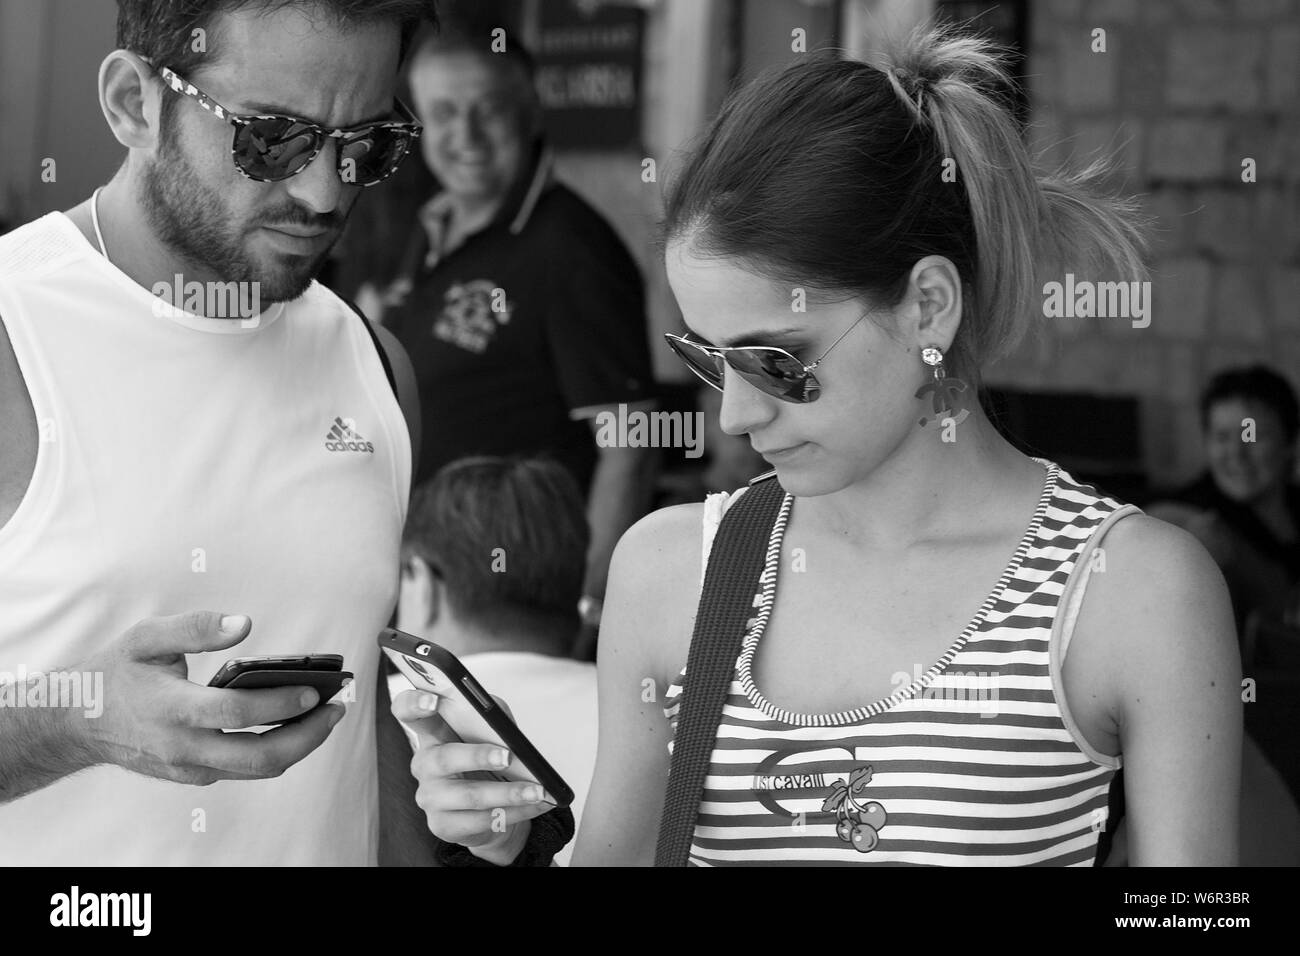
[665,460,1128,866]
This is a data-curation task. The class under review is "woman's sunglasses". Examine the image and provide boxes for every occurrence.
[664,313,867,404]
[154,65,422,186]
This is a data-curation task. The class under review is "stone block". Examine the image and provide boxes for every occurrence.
[1148,120,1228,181]
[1071,118,1144,179]
[1227,119,1287,182]
[1027,47,1062,107]
[1150,256,1214,338]
[1176,0,1239,19]
[1167,28,1263,108]
[1192,190,1256,259]
[1214,264,1270,342]
[1088,0,1140,22]
[1271,267,1300,332]
[1267,26,1300,111]
[1045,0,1087,19]
[1233,0,1294,18]
[1143,188,1199,253]
[1161,340,1202,405]
[1253,187,1300,259]
[1116,27,1168,114]
[1061,31,1118,110]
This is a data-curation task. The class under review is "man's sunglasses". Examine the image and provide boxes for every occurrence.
[664,313,867,404]
[154,65,422,186]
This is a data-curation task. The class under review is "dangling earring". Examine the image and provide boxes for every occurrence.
[915,346,970,428]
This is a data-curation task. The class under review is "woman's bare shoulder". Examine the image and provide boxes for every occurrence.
[603,502,710,682]
[1077,512,1236,676]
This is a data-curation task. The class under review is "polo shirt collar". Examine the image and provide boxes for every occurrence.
[418,142,555,267]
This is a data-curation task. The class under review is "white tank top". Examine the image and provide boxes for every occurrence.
[0,212,411,865]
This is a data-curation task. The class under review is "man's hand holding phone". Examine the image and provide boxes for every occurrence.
[391,689,555,865]
[73,610,345,786]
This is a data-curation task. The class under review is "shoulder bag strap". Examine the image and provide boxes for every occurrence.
[654,472,787,866]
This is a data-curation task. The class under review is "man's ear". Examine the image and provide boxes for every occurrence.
[99,50,163,151]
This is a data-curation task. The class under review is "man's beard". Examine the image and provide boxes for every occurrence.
[139,125,345,306]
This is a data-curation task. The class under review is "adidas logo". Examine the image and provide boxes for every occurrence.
[325,417,375,453]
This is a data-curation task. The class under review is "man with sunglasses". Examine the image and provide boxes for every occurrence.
[0,0,444,865]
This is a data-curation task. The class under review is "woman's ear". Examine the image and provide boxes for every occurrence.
[908,255,964,353]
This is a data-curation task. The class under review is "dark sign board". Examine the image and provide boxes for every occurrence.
[535,1,645,151]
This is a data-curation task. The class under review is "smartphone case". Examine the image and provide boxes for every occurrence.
[212,669,352,727]
[219,669,352,695]
[377,628,575,808]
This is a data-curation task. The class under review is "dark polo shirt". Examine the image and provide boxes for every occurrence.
[383,148,654,494]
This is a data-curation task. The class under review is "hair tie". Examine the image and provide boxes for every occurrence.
[887,67,927,120]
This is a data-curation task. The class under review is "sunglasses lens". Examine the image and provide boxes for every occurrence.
[339,129,414,186]
[235,118,321,181]
[727,350,820,403]
[666,336,724,391]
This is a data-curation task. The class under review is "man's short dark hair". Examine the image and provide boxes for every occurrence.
[118,0,438,139]
[1201,364,1300,445]
[404,457,589,639]
[117,0,439,83]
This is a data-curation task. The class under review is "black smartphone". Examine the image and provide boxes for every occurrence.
[208,655,353,725]
[377,628,574,808]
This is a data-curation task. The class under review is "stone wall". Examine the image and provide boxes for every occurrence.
[988,0,1300,485]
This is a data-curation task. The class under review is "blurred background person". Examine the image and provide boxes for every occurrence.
[1148,365,1300,814]
[1148,365,1300,633]
[355,28,657,657]
[392,456,597,864]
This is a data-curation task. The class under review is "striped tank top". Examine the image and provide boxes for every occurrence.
[663,459,1141,866]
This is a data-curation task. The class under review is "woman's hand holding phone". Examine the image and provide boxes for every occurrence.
[391,688,556,865]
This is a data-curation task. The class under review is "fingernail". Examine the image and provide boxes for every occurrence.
[490,748,510,768]
[327,704,345,726]
[417,693,437,712]
[522,786,543,802]
[300,689,319,709]
[219,614,248,636]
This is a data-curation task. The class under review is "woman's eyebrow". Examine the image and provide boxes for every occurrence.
[688,327,806,348]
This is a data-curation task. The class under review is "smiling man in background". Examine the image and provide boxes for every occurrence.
[0,0,441,865]
[359,29,658,658]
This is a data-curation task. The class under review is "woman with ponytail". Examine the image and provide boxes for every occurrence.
[399,24,1241,866]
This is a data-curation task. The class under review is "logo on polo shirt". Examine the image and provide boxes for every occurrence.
[432,279,514,354]
[325,417,375,453]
